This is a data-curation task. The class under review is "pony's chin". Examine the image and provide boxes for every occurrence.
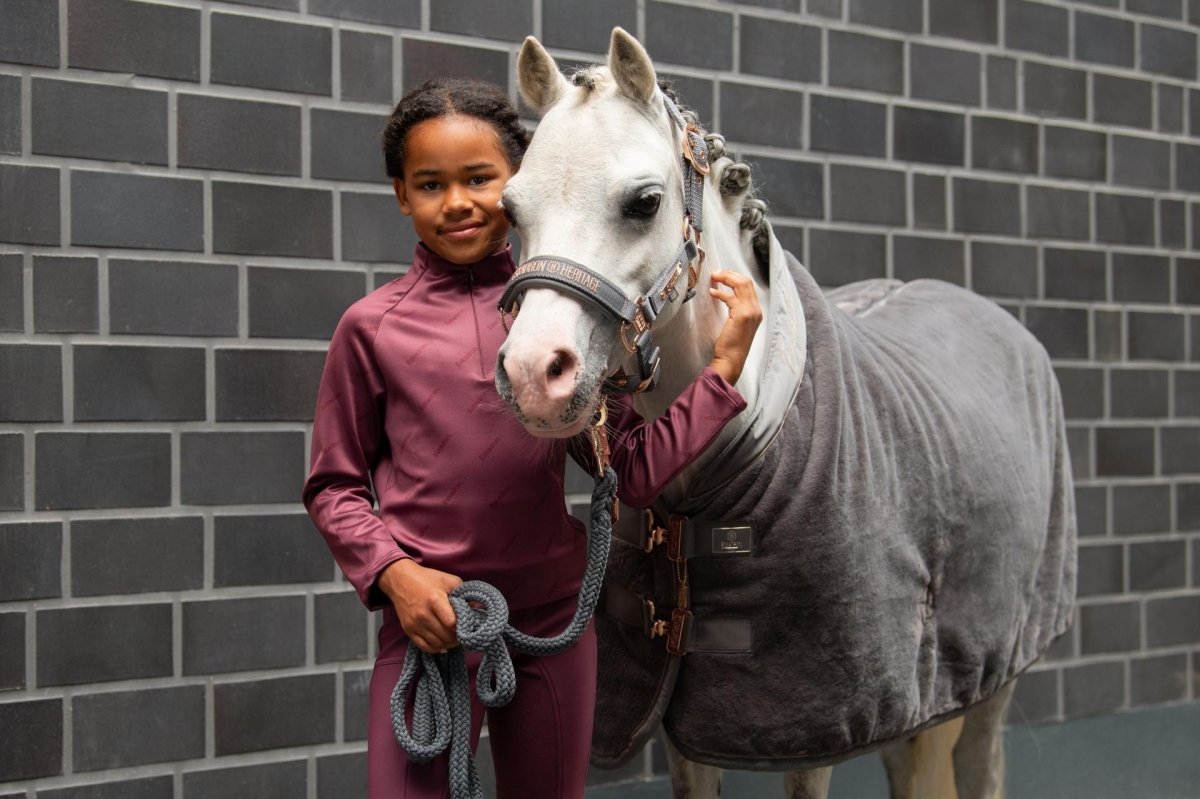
[522,413,593,439]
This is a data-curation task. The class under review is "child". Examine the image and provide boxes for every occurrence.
[303,78,761,798]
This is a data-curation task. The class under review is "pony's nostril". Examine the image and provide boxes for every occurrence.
[547,350,575,381]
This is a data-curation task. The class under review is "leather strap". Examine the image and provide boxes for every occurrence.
[601,582,753,654]
[611,508,755,559]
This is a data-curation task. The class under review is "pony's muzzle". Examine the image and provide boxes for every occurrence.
[496,341,584,432]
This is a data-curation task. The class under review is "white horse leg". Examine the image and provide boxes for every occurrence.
[952,680,1015,799]
[783,766,832,799]
[663,734,723,798]
[880,716,965,799]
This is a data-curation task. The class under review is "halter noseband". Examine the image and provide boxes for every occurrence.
[497,94,710,394]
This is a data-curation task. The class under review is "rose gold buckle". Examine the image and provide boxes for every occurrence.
[643,509,666,553]
[666,608,693,656]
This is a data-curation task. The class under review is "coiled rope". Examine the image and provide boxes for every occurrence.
[390,465,617,799]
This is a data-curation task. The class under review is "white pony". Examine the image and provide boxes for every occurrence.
[496,29,1075,799]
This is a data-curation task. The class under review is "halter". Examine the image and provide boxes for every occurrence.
[498,94,711,394]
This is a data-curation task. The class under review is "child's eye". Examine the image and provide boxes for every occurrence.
[420,181,440,191]
[468,175,490,186]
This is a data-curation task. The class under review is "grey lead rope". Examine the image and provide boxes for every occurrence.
[390,465,617,799]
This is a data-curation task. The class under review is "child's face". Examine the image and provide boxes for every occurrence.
[393,114,514,265]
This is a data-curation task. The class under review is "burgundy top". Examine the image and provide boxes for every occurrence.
[303,244,747,611]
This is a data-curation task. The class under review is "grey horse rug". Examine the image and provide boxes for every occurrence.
[593,228,1077,770]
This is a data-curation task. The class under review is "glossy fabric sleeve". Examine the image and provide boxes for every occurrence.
[303,306,408,610]
[605,366,747,508]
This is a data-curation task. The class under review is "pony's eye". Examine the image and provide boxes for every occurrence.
[624,190,662,219]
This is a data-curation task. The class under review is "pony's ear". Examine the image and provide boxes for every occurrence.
[608,27,657,106]
[518,36,569,112]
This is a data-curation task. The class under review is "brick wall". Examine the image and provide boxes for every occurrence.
[1,0,1198,795]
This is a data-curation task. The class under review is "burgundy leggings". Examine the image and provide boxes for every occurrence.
[367,594,598,798]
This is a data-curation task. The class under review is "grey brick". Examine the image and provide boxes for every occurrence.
[986,55,1017,110]
[1075,11,1135,67]
[1112,135,1171,189]
[1190,88,1200,137]
[1096,193,1156,246]
[211,13,331,95]
[807,0,840,15]
[72,517,204,597]
[738,17,820,82]
[1161,200,1186,249]
[401,38,508,91]
[953,177,1020,235]
[74,345,206,422]
[344,669,370,742]
[746,157,823,219]
[1113,252,1170,303]
[318,752,367,799]
[1177,143,1200,192]
[183,596,306,675]
[645,2,733,71]
[0,699,62,780]
[248,266,364,340]
[73,686,204,771]
[1006,0,1068,56]
[71,171,203,251]
[214,674,336,755]
[0,344,62,421]
[1129,311,1186,361]
[316,591,368,663]
[1024,62,1087,120]
[178,94,301,176]
[0,612,24,691]
[110,259,239,337]
[1178,370,1200,415]
[1007,667,1058,724]
[216,349,325,422]
[1080,600,1140,654]
[849,0,921,31]
[1163,426,1200,473]
[184,760,308,799]
[342,192,419,262]
[431,0,530,42]
[67,0,199,80]
[1184,483,1200,528]
[1069,427,1091,479]
[1094,73,1153,129]
[36,433,171,510]
[309,0,418,26]
[1076,485,1107,537]
[1077,543,1123,596]
[1044,126,1107,181]
[212,182,332,258]
[1141,23,1197,79]
[1111,368,1169,417]
[0,254,18,332]
[1113,483,1171,535]
[40,776,173,799]
[0,522,61,601]
[662,73,714,127]
[1129,0,1184,17]
[220,0,298,7]
[830,165,905,226]
[828,30,903,94]
[1055,366,1104,418]
[180,431,305,505]
[774,227,805,263]
[312,109,391,183]
[1160,84,1185,133]
[1063,661,1125,717]
[910,45,980,106]
[1131,653,1189,706]
[0,0,59,67]
[0,434,20,511]
[38,604,172,686]
[0,165,60,245]
[1180,259,1200,305]
[894,106,965,166]
[1147,595,1200,645]
[1131,539,1187,590]
[719,82,803,149]
[33,254,98,333]
[929,0,998,43]
[893,236,964,284]
[972,116,1038,173]
[808,229,885,287]
[971,241,1037,298]
[1029,187,1090,242]
[913,174,947,231]
[543,0,637,54]
[215,514,331,586]
[1096,427,1155,476]
[811,95,887,157]
[0,75,20,155]
[1026,306,1088,359]
[340,30,393,105]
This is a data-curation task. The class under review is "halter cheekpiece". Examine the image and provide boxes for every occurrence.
[498,94,711,394]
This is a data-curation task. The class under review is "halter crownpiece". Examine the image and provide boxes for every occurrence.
[498,93,710,395]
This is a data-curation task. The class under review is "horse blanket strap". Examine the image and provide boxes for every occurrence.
[390,466,617,799]
[611,507,756,559]
[601,582,753,654]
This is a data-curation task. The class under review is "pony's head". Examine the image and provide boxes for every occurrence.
[496,28,764,437]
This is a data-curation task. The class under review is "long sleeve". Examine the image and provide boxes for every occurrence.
[303,304,408,609]
[603,366,747,508]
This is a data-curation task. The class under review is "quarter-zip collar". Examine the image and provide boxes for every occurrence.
[414,241,515,288]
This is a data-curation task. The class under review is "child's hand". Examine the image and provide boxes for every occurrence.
[377,559,463,654]
[708,270,763,386]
